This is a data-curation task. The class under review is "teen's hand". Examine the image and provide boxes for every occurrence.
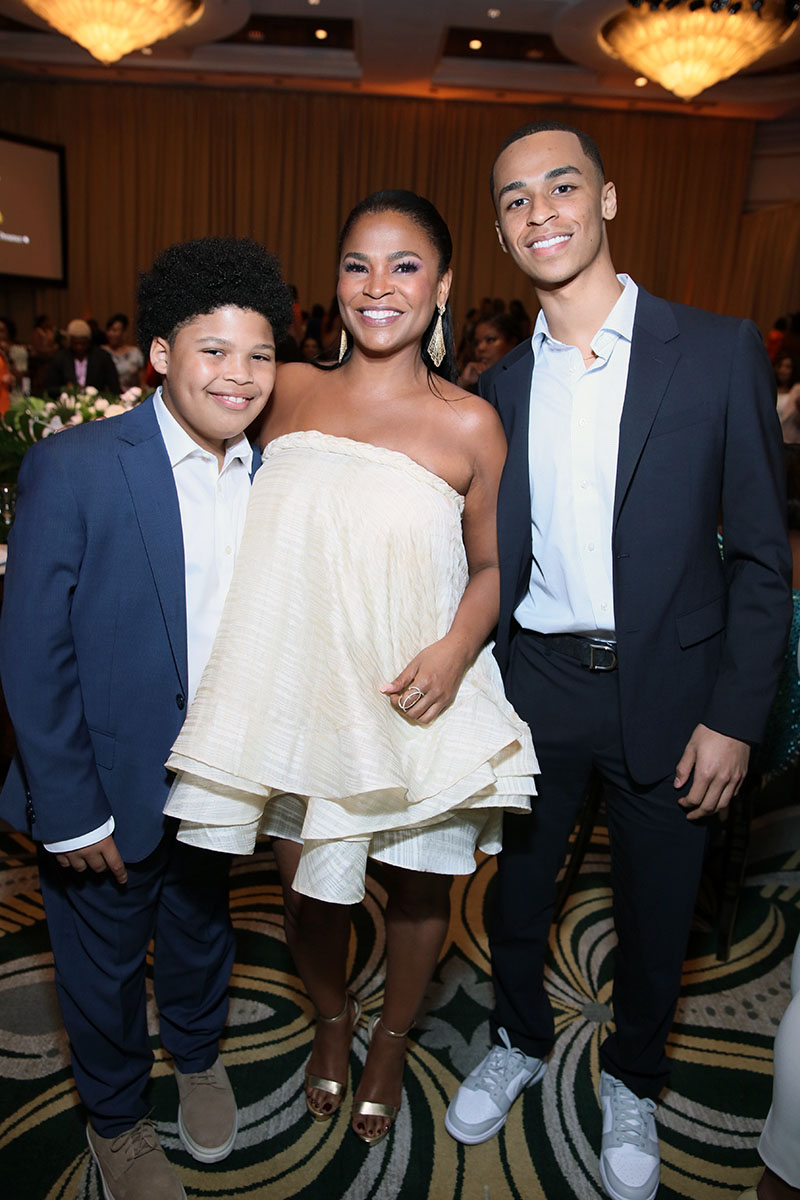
[54,835,128,884]
[674,724,750,820]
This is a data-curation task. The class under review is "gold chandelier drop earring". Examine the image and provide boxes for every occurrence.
[427,304,446,368]
[338,328,349,363]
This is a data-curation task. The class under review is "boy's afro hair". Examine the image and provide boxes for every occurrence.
[137,237,293,354]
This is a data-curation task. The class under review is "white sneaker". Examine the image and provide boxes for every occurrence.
[599,1071,660,1200]
[444,1027,546,1145]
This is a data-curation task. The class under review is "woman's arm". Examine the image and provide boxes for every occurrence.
[382,401,507,724]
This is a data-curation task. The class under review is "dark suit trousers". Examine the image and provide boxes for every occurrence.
[38,828,235,1136]
[490,629,709,1100]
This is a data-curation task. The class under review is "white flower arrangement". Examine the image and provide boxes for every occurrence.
[0,386,148,483]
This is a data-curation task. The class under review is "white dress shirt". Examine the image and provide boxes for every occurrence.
[45,389,253,853]
[514,274,638,638]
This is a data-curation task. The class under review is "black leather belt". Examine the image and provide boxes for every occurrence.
[528,630,618,671]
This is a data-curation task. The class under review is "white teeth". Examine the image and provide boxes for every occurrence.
[532,234,570,249]
[362,309,399,319]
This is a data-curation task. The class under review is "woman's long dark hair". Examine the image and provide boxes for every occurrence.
[331,189,458,385]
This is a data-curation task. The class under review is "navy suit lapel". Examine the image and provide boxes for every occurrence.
[614,290,680,526]
[500,351,533,497]
[115,400,188,695]
[495,347,535,602]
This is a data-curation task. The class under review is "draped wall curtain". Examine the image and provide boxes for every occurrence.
[0,79,788,336]
[723,202,800,336]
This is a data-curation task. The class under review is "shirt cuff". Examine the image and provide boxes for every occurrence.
[44,816,116,853]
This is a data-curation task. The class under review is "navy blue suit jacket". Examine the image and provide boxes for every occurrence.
[0,397,258,861]
[482,287,792,783]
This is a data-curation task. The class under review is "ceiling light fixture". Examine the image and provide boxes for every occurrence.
[487,7,501,16]
[314,27,328,40]
[22,0,204,65]
[469,38,483,49]
[600,0,798,100]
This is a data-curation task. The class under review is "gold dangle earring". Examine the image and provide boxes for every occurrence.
[338,328,349,363]
[427,304,446,368]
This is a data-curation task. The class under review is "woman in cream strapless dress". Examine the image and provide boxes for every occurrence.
[164,190,537,1146]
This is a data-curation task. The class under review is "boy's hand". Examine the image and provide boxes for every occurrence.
[54,835,128,884]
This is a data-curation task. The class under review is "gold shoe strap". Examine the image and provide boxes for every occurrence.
[376,1016,412,1039]
[353,1099,398,1119]
[317,992,354,1025]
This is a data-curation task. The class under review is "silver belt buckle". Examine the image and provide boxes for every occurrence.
[588,641,618,671]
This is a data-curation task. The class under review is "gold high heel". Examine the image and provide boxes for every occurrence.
[351,1014,412,1147]
[305,992,362,1121]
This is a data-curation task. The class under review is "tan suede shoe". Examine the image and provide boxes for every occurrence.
[175,1055,237,1163]
[87,1119,186,1200]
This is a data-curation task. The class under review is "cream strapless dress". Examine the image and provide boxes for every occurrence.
[164,431,537,904]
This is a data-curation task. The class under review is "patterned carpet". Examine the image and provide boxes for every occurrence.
[0,786,798,1200]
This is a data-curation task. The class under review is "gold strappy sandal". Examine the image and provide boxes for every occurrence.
[351,1014,412,1146]
[305,992,362,1121]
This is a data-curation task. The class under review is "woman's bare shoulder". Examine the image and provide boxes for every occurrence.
[442,386,504,438]
[262,362,331,444]
[273,361,321,398]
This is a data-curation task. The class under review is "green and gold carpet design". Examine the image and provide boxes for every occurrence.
[0,794,798,1200]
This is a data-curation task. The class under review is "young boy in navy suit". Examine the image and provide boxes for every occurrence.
[0,238,292,1200]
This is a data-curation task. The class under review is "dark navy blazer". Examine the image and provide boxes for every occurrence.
[0,396,259,861]
[481,287,793,783]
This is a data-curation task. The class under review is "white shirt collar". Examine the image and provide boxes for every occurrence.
[532,273,638,355]
[152,386,253,473]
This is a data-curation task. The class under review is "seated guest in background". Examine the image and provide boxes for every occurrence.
[45,317,121,397]
[0,316,29,392]
[0,237,293,1200]
[102,311,145,391]
[320,293,343,351]
[31,312,57,355]
[300,334,322,361]
[88,317,106,348]
[766,317,787,364]
[455,305,479,368]
[775,353,800,443]
[304,302,325,347]
[29,312,57,393]
[457,312,522,391]
[288,283,304,344]
[444,119,791,1200]
[509,298,532,340]
[0,342,11,413]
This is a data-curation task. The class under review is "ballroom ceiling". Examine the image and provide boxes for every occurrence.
[0,0,799,118]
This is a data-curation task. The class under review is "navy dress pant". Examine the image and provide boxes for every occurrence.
[490,628,709,1100]
[38,826,235,1136]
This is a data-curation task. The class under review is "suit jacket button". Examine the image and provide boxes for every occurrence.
[176,693,185,710]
